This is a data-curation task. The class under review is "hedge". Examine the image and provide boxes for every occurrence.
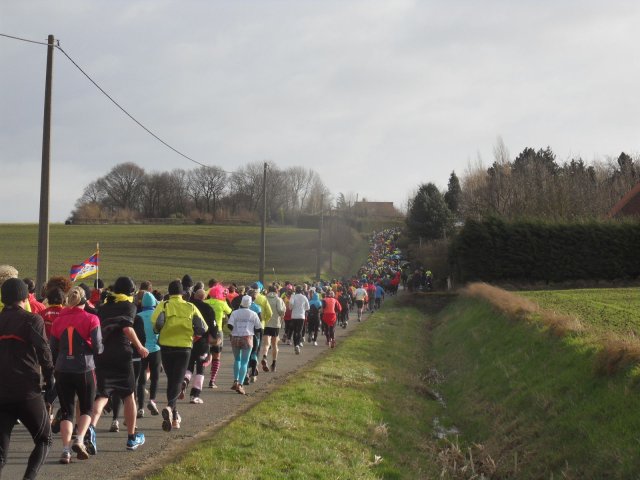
[450,217,640,283]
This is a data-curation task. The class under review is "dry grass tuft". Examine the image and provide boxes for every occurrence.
[462,283,539,320]
[594,335,640,375]
[462,283,583,337]
[370,421,389,447]
[437,438,498,479]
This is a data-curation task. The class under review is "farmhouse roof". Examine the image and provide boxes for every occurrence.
[353,201,399,218]
[608,182,640,218]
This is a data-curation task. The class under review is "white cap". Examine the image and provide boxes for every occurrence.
[240,295,252,308]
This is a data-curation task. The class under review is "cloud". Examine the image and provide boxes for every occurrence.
[2,0,640,222]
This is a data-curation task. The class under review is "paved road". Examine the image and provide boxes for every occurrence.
[2,310,374,479]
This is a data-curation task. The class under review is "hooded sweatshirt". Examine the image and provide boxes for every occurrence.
[137,292,160,353]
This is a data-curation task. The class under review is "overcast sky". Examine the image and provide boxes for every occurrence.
[2,1,640,223]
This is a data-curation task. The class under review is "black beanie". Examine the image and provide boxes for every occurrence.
[1,278,29,305]
[181,274,194,289]
[113,276,136,295]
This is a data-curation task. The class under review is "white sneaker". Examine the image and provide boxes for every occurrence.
[109,419,119,432]
[295,345,300,355]
[313,341,318,346]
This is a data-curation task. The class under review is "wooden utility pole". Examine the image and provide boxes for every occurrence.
[328,206,333,272]
[259,161,267,284]
[316,194,324,281]
[36,34,55,296]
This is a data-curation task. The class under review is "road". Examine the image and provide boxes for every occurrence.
[2,311,372,480]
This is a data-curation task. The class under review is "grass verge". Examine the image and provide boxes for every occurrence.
[429,293,640,479]
[146,297,441,480]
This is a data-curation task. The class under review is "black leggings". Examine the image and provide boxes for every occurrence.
[291,318,304,347]
[161,347,191,414]
[0,396,52,480]
[137,350,161,407]
[284,320,293,340]
[307,315,320,341]
[55,370,96,420]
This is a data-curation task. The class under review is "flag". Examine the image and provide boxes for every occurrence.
[70,252,99,281]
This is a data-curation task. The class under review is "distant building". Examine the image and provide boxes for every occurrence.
[608,183,640,218]
[352,201,400,218]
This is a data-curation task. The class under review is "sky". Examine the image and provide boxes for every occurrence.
[2,0,640,223]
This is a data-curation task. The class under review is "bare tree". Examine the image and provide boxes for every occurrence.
[188,166,227,219]
[99,162,146,212]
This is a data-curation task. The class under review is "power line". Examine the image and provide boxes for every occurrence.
[0,33,50,46]
[1,32,258,177]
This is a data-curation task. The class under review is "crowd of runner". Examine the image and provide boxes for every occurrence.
[0,228,404,479]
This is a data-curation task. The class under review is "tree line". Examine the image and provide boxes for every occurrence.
[406,138,640,242]
[71,161,330,224]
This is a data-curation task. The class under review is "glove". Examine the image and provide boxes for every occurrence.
[43,373,55,394]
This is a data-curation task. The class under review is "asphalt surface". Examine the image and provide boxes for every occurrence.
[2,309,374,480]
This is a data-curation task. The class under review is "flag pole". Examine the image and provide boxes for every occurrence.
[96,242,100,289]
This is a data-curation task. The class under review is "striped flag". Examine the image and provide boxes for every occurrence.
[70,252,99,282]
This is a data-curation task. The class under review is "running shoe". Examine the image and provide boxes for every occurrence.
[126,432,146,451]
[137,408,145,419]
[208,380,218,389]
[72,439,90,460]
[161,406,173,432]
[84,425,97,455]
[51,408,63,434]
[236,384,246,395]
[59,450,71,464]
[190,396,204,404]
[270,361,277,372]
[295,345,300,355]
[243,376,250,386]
[313,341,318,346]
[110,419,119,432]
[331,339,336,349]
[231,381,239,391]
[172,413,181,430]
[261,359,269,372]
[178,379,188,400]
[147,400,159,416]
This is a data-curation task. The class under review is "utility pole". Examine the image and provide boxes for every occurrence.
[328,205,333,272]
[36,34,55,296]
[259,161,267,284]
[316,194,324,281]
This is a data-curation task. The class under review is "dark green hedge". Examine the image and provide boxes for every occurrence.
[450,218,640,283]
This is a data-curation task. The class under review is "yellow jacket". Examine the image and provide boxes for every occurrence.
[151,295,207,348]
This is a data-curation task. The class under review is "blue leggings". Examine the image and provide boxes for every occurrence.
[232,346,252,383]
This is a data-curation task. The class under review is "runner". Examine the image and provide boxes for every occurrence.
[321,290,342,348]
[289,285,309,355]
[151,280,207,431]
[306,289,322,346]
[0,278,54,479]
[136,292,161,417]
[204,286,231,389]
[184,288,217,404]
[353,284,368,321]
[227,295,262,395]
[261,285,285,372]
[90,277,148,452]
[49,286,103,463]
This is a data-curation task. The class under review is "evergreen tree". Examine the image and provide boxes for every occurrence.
[444,171,461,216]
[406,183,451,241]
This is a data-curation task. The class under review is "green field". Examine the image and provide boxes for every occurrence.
[0,224,364,288]
[521,287,640,336]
